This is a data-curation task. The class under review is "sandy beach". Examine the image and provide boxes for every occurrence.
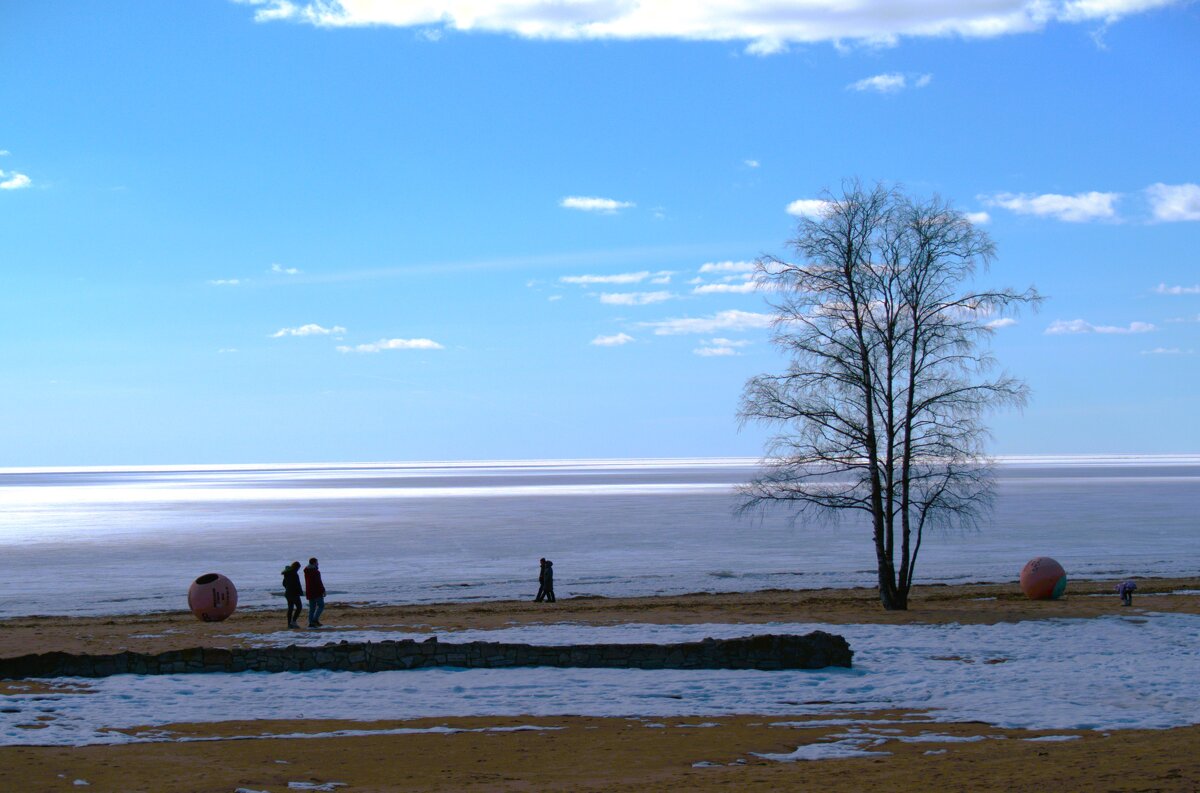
[2,578,1199,791]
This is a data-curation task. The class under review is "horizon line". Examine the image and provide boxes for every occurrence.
[3,453,1200,476]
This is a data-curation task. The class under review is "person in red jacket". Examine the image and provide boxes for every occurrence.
[304,557,327,627]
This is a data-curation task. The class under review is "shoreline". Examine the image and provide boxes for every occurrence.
[2,577,1196,659]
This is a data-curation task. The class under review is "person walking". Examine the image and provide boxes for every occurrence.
[304,557,327,627]
[535,558,556,603]
[281,561,305,628]
[1117,579,1137,607]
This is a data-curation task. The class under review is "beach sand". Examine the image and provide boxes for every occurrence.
[2,578,1198,791]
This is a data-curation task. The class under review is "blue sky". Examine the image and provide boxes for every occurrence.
[1,0,1197,465]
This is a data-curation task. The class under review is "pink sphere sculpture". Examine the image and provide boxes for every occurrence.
[1020,557,1067,600]
[188,573,238,621]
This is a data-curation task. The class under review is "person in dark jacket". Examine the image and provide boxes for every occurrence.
[304,557,327,627]
[535,558,556,603]
[282,561,305,628]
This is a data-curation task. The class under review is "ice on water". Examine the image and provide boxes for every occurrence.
[0,457,1197,618]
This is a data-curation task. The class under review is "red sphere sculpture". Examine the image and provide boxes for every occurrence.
[188,573,238,621]
[1020,557,1067,600]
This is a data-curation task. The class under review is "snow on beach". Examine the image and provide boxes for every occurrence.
[3,613,1198,746]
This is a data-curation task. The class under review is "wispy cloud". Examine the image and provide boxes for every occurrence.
[699,261,756,274]
[208,278,242,286]
[641,309,773,336]
[1154,283,1200,295]
[786,199,835,219]
[848,72,932,93]
[599,291,674,305]
[1045,319,1155,335]
[0,170,31,190]
[560,196,635,213]
[1145,183,1200,222]
[560,271,668,285]
[744,159,760,168]
[693,280,759,295]
[985,191,1119,222]
[986,317,1018,329]
[695,337,752,356]
[271,323,347,338]
[271,263,301,275]
[237,1,1182,53]
[591,332,634,347]
[337,338,444,353]
[1141,346,1194,355]
[965,211,991,225]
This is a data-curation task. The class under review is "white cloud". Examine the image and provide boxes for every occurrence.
[986,317,1018,329]
[744,159,760,168]
[560,196,635,213]
[1145,183,1200,222]
[693,280,759,295]
[850,73,905,92]
[548,294,563,302]
[965,211,991,225]
[1154,283,1200,295]
[599,291,674,305]
[641,309,773,335]
[699,260,756,274]
[848,72,930,93]
[786,199,835,219]
[1140,347,1194,355]
[985,191,1119,222]
[237,1,1181,52]
[272,323,347,338]
[695,338,751,356]
[0,150,9,156]
[591,332,634,347]
[271,263,301,275]
[561,271,651,285]
[1045,319,1156,335]
[217,348,239,354]
[0,171,31,190]
[208,278,242,286]
[337,338,444,353]
[649,272,673,285]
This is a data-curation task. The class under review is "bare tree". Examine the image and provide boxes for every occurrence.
[739,181,1040,610]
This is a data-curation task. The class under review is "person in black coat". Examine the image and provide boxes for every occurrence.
[535,558,556,603]
[282,561,305,628]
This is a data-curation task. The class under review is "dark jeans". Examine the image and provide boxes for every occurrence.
[285,593,303,624]
[536,585,555,603]
[308,596,326,625]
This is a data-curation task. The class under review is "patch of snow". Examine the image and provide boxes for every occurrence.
[1022,734,1082,742]
[288,783,347,791]
[756,738,891,761]
[691,760,721,767]
[924,749,947,755]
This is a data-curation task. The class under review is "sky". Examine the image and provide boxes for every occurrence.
[1,0,1197,465]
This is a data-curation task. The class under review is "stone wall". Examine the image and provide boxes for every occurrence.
[0,632,851,679]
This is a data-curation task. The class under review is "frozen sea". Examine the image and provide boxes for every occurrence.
[0,456,1197,619]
